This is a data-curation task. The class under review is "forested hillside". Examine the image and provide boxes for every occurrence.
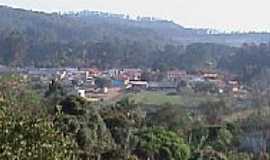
[1,5,270,69]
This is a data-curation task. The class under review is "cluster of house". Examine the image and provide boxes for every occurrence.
[108,69,244,93]
[18,67,249,101]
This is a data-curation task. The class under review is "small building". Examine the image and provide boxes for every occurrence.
[188,75,205,82]
[167,70,187,81]
[84,68,102,78]
[232,87,239,93]
[227,80,240,94]
[122,68,142,80]
[77,90,86,98]
[228,80,239,86]
[129,81,148,90]
[108,69,121,79]
[203,73,218,80]
[102,87,108,94]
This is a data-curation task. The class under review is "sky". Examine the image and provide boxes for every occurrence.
[0,0,270,32]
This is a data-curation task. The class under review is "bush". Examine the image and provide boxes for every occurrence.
[133,128,190,160]
[190,147,228,160]
[55,96,115,159]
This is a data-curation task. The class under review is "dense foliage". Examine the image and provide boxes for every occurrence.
[0,75,76,159]
[0,109,76,160]
[134,128,190,160]
[0,75,268,159]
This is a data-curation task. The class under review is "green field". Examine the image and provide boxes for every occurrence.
[127,91,219,106]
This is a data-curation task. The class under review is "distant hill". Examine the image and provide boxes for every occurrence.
[0,6,197,44]
[1,6,270,45]
[0,5,270,70]
[66,10,270,46]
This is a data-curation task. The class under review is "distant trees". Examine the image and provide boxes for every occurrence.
[182,43,235,70]
[0,31,28,66]
[219,43,270,84]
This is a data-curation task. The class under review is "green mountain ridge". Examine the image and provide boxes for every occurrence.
[0,5,270,80]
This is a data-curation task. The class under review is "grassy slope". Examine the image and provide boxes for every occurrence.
[128,91,219,106]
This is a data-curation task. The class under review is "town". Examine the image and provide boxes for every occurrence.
[13,67,249,102]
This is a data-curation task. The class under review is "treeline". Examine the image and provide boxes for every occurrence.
[3,29,270,85]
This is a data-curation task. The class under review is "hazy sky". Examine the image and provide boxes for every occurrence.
[0,0,270,32]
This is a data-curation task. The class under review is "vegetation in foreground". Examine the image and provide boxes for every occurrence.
[0,74,270,160]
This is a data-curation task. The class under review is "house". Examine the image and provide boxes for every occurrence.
[228,80,239,86]
[108,69,121,79]
[84,68,102,78]
[203,73,218,80]
[188,75,205,82]
[122,68,142,80]
[167,70,187,81]
[118,74,130,81]
[110,68,142,81]
[85,76,95,85]
[129,80,148,90]
[227,80,241,94]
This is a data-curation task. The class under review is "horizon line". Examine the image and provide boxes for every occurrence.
[1,4,270,34]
